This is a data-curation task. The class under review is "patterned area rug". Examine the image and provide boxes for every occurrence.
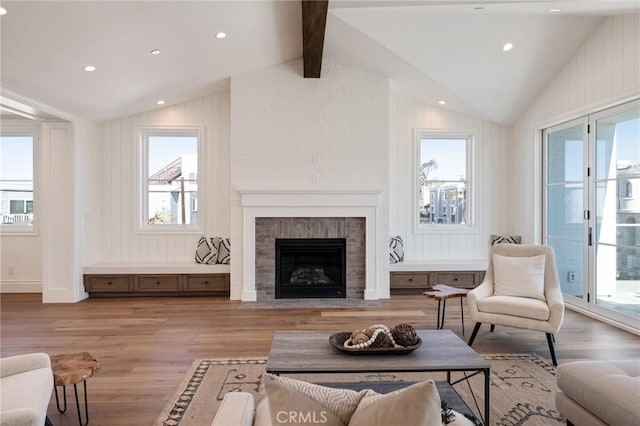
[153,354,564,426]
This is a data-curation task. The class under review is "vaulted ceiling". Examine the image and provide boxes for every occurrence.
[1,1,638,125]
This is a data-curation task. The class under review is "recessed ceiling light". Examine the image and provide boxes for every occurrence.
[438,100,446,105]
[83,65,96,72]
[215,32,227,39]
[548,9,563,13]
[156,100,165,105]
[502,43,514,52]
[151,49,161,55]
[0,7,7,15]
[474,7,484,10]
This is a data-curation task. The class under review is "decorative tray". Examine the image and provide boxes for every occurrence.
[328,332,422,355]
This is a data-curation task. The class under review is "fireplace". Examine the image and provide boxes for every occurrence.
[238,189,385,301]
[275,238,346,299]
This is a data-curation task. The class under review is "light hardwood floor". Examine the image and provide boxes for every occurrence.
[1,293,639,426]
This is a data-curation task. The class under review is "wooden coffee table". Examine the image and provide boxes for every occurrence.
[266,329,490,425]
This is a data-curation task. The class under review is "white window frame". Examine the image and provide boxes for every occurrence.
[136,126,204,234]
[414,129,475,233]
[0,121,38,235]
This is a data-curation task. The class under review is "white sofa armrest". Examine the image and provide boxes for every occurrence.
[211,392,255,426]
[0,353,51,378]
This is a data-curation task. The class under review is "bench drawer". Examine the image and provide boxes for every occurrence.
[184,274,229,292]
[135,275,181,292]
[84,275,132,292]
[391,272,430,288]
[433,272,475,287]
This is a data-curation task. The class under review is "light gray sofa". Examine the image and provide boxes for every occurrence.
[211,391,476,426]
[0,353,53,426]
[556,360,640,426]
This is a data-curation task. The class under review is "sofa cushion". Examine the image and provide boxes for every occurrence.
[349,380,441,426]
[493,254,546,301]
[477,295,550,321]
[557,360,640,426]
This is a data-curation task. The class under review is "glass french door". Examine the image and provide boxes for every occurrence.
[544,99,640,329]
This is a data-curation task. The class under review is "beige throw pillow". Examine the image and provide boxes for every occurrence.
[493,254,546,301]
[349,380,442,426]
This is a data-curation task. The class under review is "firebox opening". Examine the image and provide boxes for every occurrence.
[275,238,347,299]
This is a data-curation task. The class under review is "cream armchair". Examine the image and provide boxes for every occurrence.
[467,244,564,366]
[0,353,54,426]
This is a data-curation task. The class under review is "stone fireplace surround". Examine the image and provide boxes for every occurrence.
[256,217,364,300]
[239,190,385,301]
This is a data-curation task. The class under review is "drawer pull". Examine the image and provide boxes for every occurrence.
[453,278,459,281]
[204,281,209,284]
[156,281,161,285]
[107,281,112,285]
[408,278,413,282]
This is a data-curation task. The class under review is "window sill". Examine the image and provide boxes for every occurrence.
[0,227,38,236]
[135,225,203,235]
[414,224,479,234]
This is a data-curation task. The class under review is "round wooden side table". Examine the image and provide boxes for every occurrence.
[423,284,470,335]
[50,352,100,426]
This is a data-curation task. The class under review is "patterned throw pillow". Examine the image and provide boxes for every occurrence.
[490,234,522,246]
[195,237,222,264]
[217,238,230,265]
[263,373,364,425]
[389,235,404,264]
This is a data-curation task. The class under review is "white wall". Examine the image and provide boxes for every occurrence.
[76,119,101,298]
[41,121,77,301]
[230,60,389,299]
[98,92,230,262]
[510,13,640,241]
[389,94,510,262]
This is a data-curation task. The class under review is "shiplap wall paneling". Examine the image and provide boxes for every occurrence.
[99,92,231,263]
[230,60,389,299]
[389,94,510,262]
[510,14,640,241]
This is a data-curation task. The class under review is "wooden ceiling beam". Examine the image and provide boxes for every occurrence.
[302,0,329,78]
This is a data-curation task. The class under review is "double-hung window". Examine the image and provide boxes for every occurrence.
[416,130,474,230]
[1,126,36,232]
[138,127,201,231]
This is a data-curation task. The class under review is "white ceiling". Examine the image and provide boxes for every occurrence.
[1,1,638,125]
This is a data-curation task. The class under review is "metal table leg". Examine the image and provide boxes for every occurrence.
[439,300,446,329]
[484,368,490,426]
[54,382,90,426]
[460,297,465,335]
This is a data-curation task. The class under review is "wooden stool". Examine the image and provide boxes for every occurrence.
[423,284,470,335]
[51,352,100,426]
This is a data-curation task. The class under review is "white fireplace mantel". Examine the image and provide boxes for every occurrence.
[239,189,384,301]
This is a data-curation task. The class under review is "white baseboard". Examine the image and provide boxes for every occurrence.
[0,280,42,293]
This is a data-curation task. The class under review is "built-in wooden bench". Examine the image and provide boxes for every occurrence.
[83,262,230,297]
[389,260,487,293]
